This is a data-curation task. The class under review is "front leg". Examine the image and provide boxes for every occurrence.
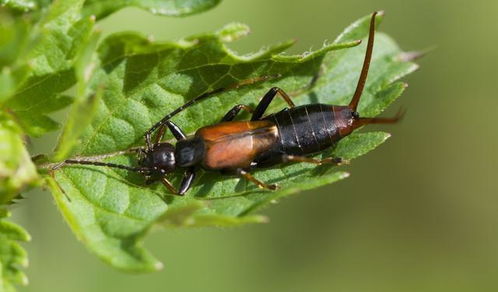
[157,171,194,196]
[165,120,186,140]
[178,168,196,195]
[160,177,180,195]
[151,120,187,148]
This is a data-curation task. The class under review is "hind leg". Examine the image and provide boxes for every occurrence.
[281,155,348,166]
[237,168,278,190]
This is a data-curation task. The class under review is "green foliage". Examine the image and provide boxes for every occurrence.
[82,0,222,20]
[1,0,221,20]
[0,0,228,289]
[0,209,30,292]
[0,0,38,12]
[0,0,419,287]
[3,0,95,136]
[0,112,38,204]
[46,13,417,272]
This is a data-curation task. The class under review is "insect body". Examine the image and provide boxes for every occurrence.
[63,12,402,195]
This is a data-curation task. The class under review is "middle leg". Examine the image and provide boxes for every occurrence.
[220,104,254,122]
[251,87,296,121]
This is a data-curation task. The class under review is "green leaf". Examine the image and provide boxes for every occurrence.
[3,0,96,137]
[0,10,30,69]
[0,0,59,13]
[47,13,418,271]
[0,10,31,104]
[0,112,38,204]
[0,0,38,12]
[52,91,102,162]
[0,209,30,292]
[52,28,103,162]
[46,172,166,272]
[83,0,221,20]
[158,201,268,228]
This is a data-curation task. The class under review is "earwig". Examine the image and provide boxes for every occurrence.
[61,12,403,195]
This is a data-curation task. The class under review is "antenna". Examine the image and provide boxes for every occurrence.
[62,159,147,173]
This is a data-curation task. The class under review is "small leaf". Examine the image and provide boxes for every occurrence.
[0,0,37,12]
[0,112,38,204]
[0,10,30,69]
[52,28,102,161]
[46,174,165,272]
[52,91,101,161]
[48,13,418,271]
[83,0,222,20]
[0,209,30,292]
[3,0,96,137]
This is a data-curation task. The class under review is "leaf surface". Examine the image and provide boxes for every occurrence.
[0,112,38,204]
[82,0,221,20]
[47,13,418,271]
[3,0,95,137]
[0,209,30,292]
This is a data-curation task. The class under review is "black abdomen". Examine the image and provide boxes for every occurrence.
[264,104,341,156]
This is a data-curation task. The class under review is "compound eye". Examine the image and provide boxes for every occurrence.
[352,111,360,119]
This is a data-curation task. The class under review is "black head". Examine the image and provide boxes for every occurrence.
[138,142,176,173]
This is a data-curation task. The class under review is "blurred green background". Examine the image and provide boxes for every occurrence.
[16,0,498,291]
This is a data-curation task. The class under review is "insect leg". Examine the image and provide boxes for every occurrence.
[152,120,187,147]
[282,155,348,166]
[161,177,180,195]
[237,169,278,190]
[165,120,187,141]
[251,87,295,121]
[153,125,167,145]
[220,104,254,122]
[145,75,280,149]
[178,168,196,195]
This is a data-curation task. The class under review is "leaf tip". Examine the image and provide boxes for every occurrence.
[154,261,164,271]
[24,232,32,242]
[397,51,427,62]
[253,215,270,224]
[21,273,29,286]
[341,172,351,179]
[21,255,29,268]
[216,23,251,42]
